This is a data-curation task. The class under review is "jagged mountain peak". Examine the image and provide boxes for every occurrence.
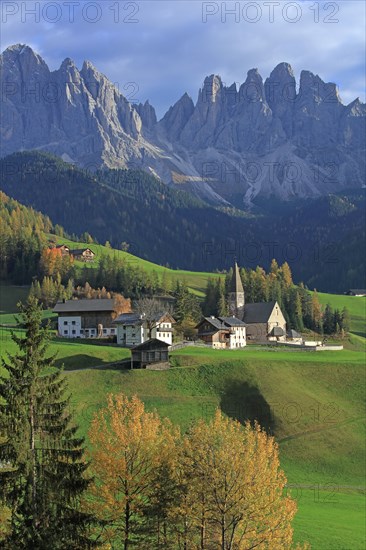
[270,62,295,78]
[1,43,49,72]
[0,44,364,206]
[199,74,223,103]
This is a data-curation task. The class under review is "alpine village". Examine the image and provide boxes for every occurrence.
[0,40,365,550]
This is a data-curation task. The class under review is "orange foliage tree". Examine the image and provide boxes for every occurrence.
[87,394,178,549]
[174,411,305,549]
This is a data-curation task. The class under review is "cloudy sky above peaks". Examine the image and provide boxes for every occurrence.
[1,0,365,117]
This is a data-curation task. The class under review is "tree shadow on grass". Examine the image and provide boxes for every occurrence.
[220,380,275,434]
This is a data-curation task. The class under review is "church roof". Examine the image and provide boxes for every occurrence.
[230,262,244,294]
[270,326,285,337]
[243,301,278,323]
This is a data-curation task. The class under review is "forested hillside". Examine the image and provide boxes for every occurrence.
[0,151,364,292]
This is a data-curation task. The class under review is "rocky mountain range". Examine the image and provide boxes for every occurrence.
[1,44,365,206]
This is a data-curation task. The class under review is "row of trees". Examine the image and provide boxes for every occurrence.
[0,299,309,549]
[29,274,74,308]
[323,304,350,335]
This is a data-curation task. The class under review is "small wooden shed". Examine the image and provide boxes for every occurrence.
[131,338,170,369]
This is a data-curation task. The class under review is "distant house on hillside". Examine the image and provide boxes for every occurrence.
[196,316,246,349]
[70,248,95,262]
[345,289,366,296]
[131,339,170,369]
[243,301,286,342]
[114,312,175,347]
[53,298,128,338]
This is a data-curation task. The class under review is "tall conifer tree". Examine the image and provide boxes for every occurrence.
[0,297,93,549]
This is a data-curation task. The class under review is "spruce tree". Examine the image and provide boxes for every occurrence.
[323,304,335,335]
[0,297,93,549]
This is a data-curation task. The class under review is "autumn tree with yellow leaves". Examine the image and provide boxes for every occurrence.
[175,412,303,549]
[88,394,179,549]
[88,395,309,550]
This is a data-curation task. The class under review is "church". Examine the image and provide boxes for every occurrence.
[229,262,287,343]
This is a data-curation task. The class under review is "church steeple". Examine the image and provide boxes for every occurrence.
[228,261,245,319]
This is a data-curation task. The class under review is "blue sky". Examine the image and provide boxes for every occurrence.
[1,0,365,117]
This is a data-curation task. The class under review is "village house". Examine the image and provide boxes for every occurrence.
[53,298,125,338]
[345,289,366,296]
[131,339,170,369]
[196,316,247,349]
[113,312,175,347]
[69,248,95,262]
[243,301,286,342]
[47,244,94,262]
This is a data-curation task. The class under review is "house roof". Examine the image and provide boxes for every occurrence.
[132,338,170,351]
[218,316,246,327]
[243,301,277,324]
[230,262,244,294]
[196,316,246,332]
[113,312,175,325]
[53,299,115,313]
[347,289,366,295]
[113,313,145,325]
[69,248,94,255]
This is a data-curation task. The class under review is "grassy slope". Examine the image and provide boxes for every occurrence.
[62,349,365,550]
[51,235,222,297]
[0,279,365,549]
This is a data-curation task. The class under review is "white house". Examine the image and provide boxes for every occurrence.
[114,312,175,347]
[196,316,247,349]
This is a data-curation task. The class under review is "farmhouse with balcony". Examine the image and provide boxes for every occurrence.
[114,312,175,347]
[196,316,247,349]
[69,248,95,262]
[53,298,128,338]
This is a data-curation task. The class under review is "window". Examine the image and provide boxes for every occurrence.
[64,330,68,335]
[103,329,107,334]
[72,321,76,325]
[80,329,84,334]
[72,330,76,335]
[63,321,68,325]
[111,329,116,335]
